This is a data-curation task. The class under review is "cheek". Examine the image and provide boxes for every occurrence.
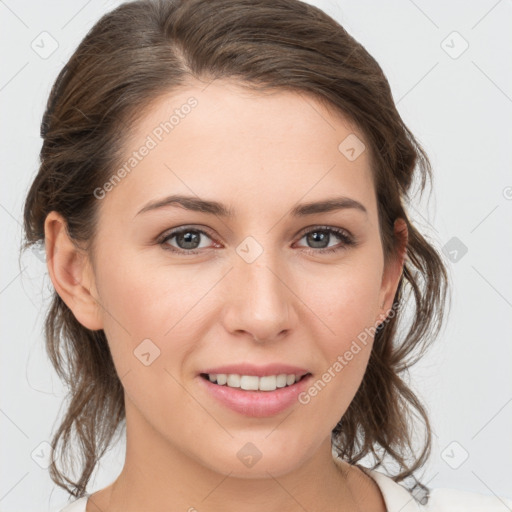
[93,249,212,375]
[301,279,380,428]
[308,257,384,343]
[92,254,206,424]
[300,255,383,408]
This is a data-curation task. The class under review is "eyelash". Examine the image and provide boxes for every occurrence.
[157,225,356,256]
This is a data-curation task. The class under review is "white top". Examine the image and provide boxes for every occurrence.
[58,458,512,512]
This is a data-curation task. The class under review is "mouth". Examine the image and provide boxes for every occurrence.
[198,370,314,417]
[199,372,311,392]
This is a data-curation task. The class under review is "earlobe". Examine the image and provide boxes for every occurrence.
[376,218,408,326]
[44,211,104,331]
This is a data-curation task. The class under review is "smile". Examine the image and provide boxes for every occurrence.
[201,372,309,391]
[198,372,313,417]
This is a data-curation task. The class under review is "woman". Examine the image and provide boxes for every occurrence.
[22,0,511,510]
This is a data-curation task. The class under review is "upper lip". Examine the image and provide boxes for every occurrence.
[200,363,310,377]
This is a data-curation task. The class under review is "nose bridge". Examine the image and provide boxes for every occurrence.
[224,241,295,341]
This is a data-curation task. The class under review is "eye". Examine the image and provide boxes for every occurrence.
[158,226,218,254]
[157,225,356,256]
[294,226,355,254]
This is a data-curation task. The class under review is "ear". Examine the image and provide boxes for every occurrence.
[44,211,104,331]
[375,217,408,326]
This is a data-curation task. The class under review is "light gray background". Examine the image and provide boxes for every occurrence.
[1,0,511,510]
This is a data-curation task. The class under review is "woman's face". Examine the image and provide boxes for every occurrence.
[77,80,404,478]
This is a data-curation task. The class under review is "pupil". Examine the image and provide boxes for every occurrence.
[178,231,200,249]
[308,230,328,248]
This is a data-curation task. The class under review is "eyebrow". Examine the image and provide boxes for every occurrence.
[135,194,368,218]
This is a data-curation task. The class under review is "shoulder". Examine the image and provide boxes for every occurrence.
[331,456,512,512]
[426,486,512,511]
[55,495,89,512]
[363,467,512,512]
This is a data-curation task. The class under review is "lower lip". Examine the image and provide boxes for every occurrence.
[198,374,313,417]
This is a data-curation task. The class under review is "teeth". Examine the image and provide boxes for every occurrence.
[276,374,287,388]
[206,373,304,391]
[227,374,241,387]
[240,375,259,390]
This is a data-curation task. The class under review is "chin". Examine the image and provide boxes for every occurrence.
[193,438,313,479]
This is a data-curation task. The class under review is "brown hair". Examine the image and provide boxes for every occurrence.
[22,0,449,501]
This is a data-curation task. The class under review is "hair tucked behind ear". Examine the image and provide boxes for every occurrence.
[22,0,449,499]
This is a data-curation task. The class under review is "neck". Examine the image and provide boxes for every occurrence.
[87,401,361,512]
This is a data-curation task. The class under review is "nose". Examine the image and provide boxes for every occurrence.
[221,252,297,344]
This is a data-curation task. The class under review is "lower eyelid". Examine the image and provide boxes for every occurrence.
[159,226,353,253]
[309,240,352,252]
[160,229,215,249]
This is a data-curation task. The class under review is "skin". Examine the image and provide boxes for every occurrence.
[45,79,407,512]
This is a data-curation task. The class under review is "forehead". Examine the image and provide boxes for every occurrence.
[131,79,364,156]
[101,79,377,221]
